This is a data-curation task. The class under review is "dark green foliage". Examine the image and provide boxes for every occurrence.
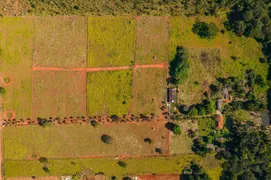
[118,161,127,168]
[144,138,153,144]
[101,134,113,144]
[169,46,190,85]
[221,120,271,179]
[0,87,6,95]
[155,148,163,154]
[192,137,209,156]
[42,166,50,173]
[91,120,98,127]
[182,162,211,180]
[259,57,266,63]
[39,157,48,163]
[192,22,219,39]
[111,176,117,180]
[37,118,51,128]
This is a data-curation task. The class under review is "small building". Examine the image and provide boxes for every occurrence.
[261,111,270,127]
[216,114,224,129]
[167,88,177,103]
[61,176,72,180]
[216,99,223,111]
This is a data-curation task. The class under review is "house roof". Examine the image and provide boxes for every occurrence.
[261,111,270,126]
[217,114,224,129]
[167,88,177,103]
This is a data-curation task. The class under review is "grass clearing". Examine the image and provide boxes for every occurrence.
[131,68,167,115]
[33,17,87,68]
[3,122,169,160]
[198,117,216,136]
[136,16,169,64]
[170,120,197,155]
[32,71,86,119]
[88,17,136,67]
[0,17,34,119]
[87,70,132,116]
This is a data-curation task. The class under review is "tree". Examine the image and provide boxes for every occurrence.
[91,120,98,127]
[144,138,153,144]
[101,134,113,144]
[188,107,198,117]
[39,157,48,163]
[182,162,211,180]
[192,137,209,156]
[192,21,219,39]
[0,87,6,95]
[169,46,190,85]
[205,100,216,114]
[173,124,181,135]
[155,148,163,154]
[43,166,50,173]
[118,161,127,168]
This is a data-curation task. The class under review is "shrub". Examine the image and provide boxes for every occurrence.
[91,120,98,127]
[0,87,6,95]
[188,107,198,117]
[118,161,127,168]
[192,22,219,39]
[39,157,48,163]
[155,148,163,154]
[259,57,266,63]
[173,124,181,135]
[42,166,50,173]
[144,138,153,144]
[31,154,37,159]
[101,134,113,144]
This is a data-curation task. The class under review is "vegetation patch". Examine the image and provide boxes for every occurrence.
[131,68,167,115]
[88,17,136,67]
[0,17,34,119]
[32,71,86,119]
[3,122,169,160]
[198,117,216,137]
[136,16,169,65]
[86,70,132,116]
[34,17,87,68]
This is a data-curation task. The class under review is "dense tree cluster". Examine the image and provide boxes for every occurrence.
[219,120,271,179]
[170,46,190,85]
[192,22,219,39]
[182,162,211,180]
[180,100,216,117]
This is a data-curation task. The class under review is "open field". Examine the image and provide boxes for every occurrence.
[3,122,169,160]
[170,16,268,104]
[86,70,132,116]
[4,154,222,178]
[33,17,87,68]
[0,17,34,119]
[88,17,136,67]
[32,71,86,119]
[131,68,167,115]
[136,16,169,65]
[170,120,197,155]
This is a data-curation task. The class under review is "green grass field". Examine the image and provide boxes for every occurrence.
[0,17,34,119]
[88,17,136,67]
[131,68,167,115]
[136,16,169,65]
[198,117,216,136]
[3,123,169,160]
[87,70,132,116]
[33,17,87,68]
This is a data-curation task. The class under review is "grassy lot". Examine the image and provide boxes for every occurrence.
[198,117,216,136]
[0,17,34,119]
[33,17,87,68]
[4,154,222,178]
[87,70,132,116]
[136,16,169,65]
[170,120,197,155]
[131,68,167,115]
[3,123,169,160]
[88,17,136,67]
[32,71,86,119]
[170,16,268,104]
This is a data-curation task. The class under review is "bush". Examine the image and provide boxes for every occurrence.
[42,166,50,173]
[188,107,198,117]
[173,124,181,135]
[192,22,219,39]
[0,87,6,95]
[39,157,48,163]
[101,134,113,144]
[144,138,153,144]
[259,57,266,63]
[91,120,98,127]
[118,161,127,168]
[155,148,163,154]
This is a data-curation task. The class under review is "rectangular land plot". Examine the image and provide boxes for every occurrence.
[0,17,34,119]
[32,71,86,119]
[3,122,169,159]
[87,70,132,116]
[33,17,87,68]
[179,48,222,105]
[88,17,136,67]
[136,16,169,64]
[131,68,167,115]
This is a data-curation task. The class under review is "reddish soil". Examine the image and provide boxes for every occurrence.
[137,174,180,180]
[3,110,16,119]
[0,74,12,86]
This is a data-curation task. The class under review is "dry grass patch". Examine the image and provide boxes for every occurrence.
[33,17,87,68]
[131,68,167,115]
[136,16,169,65]
[32,71,86,119]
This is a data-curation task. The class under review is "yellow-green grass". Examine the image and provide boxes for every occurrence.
[198,117,216,136]
[4,154,222,178]
[33,17,87,68]
[87,70,132,116]
[88,17,136,67]
[170,16,268,104]
[170,120,198,155]
[131,68,167,115]
[3,123,169,160]
[179,48,222,105]
[136,16,169,64]
[32,71,86,119]
[0,17,34,119]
